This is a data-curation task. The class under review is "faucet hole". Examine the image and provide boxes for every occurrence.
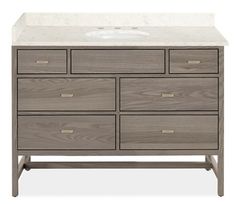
[131,27,138,30]
[114,27,121,29]
[97,27,104,30]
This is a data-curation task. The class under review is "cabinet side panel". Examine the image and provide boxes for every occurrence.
[218,47,224,196]
[12,46,18,196]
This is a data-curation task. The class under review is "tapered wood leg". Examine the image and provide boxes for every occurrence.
[13,156,31,196]
[12,155,18,197]
[218,152,224,196]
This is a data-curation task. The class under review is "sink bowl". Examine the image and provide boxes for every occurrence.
[85,29,150,39]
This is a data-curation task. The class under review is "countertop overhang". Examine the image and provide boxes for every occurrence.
[12,13,228,46]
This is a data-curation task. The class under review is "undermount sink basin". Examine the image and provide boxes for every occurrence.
[85,29,150,39]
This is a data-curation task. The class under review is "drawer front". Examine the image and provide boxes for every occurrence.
[71,50,165,73]
[120,78,218,111]
[18,116,115,150]
[120,115,218,150]
[18,50,67,74]
[18,78,115,111]
[169,49,218,74]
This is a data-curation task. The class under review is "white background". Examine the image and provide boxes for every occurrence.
[0,0,235,203]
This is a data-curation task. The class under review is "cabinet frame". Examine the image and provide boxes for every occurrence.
[12,46,224,196]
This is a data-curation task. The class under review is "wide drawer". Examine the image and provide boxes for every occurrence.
[120,115,218,149]
[18,78,115,111]
[18,50,67,74]
[18,115,116,150]
[120,78,218,111]
[169,49,218,74]
[71,50,165,73]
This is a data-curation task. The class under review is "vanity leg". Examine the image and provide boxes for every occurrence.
[218,152,224,197]
[205,155,211,171]
[25,156,31,171]
[12,46,19,197]
[12,154,18,197]
[25,156,31,162]
[218,46,224,197]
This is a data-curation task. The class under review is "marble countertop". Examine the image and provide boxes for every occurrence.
[12,13,228,46]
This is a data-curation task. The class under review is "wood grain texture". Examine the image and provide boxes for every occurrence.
[120,115,218,149]
[13,46,224,197]
[18,115,115,150]
[18,78,115,111]
[71,50,165,73]
[18,50,67,74]
[169,49,218,73]
[120,78,218,111]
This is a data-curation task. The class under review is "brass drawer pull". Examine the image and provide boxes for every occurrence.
[60,93,74,98]
[161,129,175,134]
[35,60,49,64]
[187,60,201,64]
[161,93,175,98]
[61,129,74,134]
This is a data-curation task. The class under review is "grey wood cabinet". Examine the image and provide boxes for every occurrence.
[12,46,224,196]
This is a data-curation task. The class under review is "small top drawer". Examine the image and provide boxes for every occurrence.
[18,50,67,74]
[71,50,165,74]
[169,49,218,74]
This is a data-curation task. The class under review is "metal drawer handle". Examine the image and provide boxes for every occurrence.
[35,60,49,64]
[60,93,74,98]
[61,129,74,134]
[161,93,175,98]
[187,60,201,64]
[161,130,175,134]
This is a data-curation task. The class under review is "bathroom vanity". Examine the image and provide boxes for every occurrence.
[12,13,227,196]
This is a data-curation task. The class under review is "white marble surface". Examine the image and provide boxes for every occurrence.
[12,13,228,46]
